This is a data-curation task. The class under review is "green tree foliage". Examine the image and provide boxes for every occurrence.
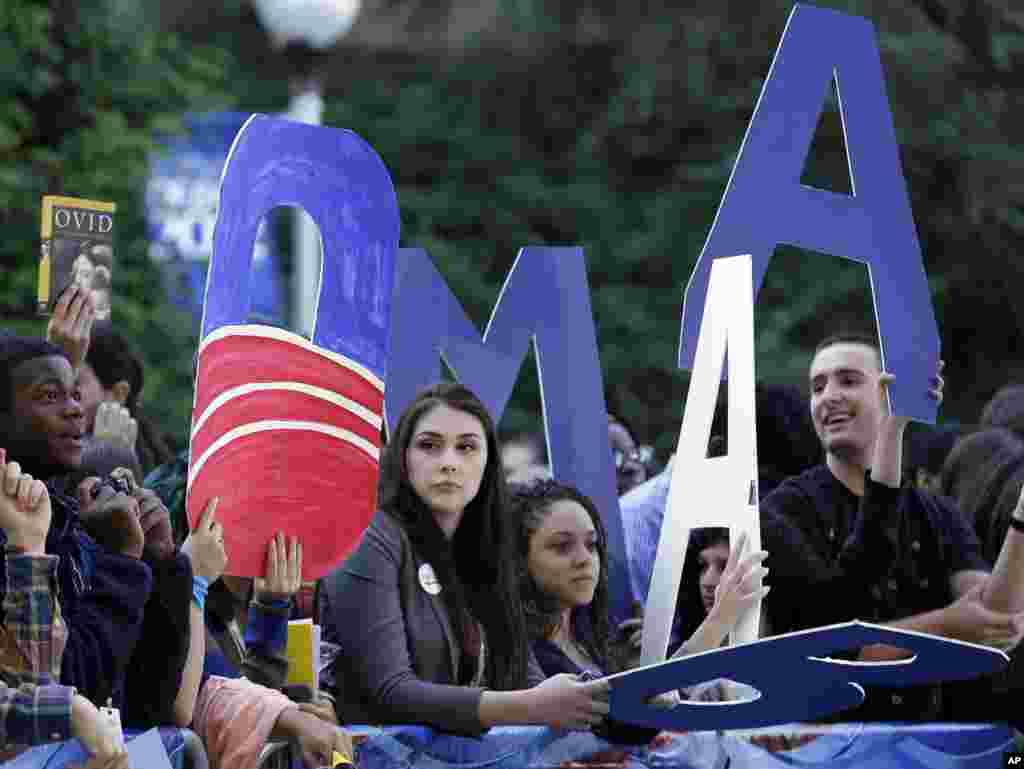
[5,0,1021,456]
[317,0,1023,450]
[0,0,233,445]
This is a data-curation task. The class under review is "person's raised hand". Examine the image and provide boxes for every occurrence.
[69,693,128,769]
[93,402,137,451]
[529,673,611,731]
[46,286,95,371]
[877,359,944,427]
[255,532,302,602]
[618,615,644,651]
[181,498,227,582]
[707,531,770,631]
[77,477,144,559]
[0,458,52,554]
[944,584,1024,651]
[132,482,175,561]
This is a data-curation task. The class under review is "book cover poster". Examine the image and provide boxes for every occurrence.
[38,195,116,318]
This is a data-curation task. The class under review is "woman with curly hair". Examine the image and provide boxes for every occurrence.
[510,479,767,694]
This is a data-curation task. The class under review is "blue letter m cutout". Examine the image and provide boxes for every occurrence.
[388,247,630,617]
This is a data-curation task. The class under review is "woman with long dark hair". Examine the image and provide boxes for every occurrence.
[321,383,609,735]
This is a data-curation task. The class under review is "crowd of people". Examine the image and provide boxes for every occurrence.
[2,287,1024,768]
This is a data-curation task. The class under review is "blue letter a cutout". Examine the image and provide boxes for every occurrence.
[679,3,939,422]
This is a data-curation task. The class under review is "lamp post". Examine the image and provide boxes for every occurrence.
[251,0,362,336]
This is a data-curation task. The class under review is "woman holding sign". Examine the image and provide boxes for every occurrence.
[510,480,768,696]
[321,383,610,735]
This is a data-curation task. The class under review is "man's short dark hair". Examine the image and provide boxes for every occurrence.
[813,332,882,369]
[0,334,70,413]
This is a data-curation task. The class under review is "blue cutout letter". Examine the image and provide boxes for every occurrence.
[205,115,398,377]
[611,621,1007,731]
[387,247,629,617]
[678,3,939,422]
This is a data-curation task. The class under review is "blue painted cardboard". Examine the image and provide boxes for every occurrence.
[677,3,940,423]
[387,246,630,619]
[609,621,1007,731]
[202,114,398,377]
[126,728,174,769]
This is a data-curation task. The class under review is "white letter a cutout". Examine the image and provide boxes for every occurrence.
[641,254,760,665]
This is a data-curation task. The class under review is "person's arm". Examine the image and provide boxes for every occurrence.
[859,491,1014,659]
[240,597,290,689]
[118,550,193,730]
[0,462,65,683]
[672,533,768,657]
[857,587,1021,658]
[173,602,205,727]
[270,707,354,768]
[243,533,302,689]
[3,548,66,683]
[980,486,1024,613]
[477,675,610,730]
[58,478,155,704]
[173,499,226,727]
[322,521,488,734]
[868,409,906,489]
[58,548,152,706]
[839,367,944,582]
[836,411,908,578]
[951,569,989,599]
[0,682,76,747]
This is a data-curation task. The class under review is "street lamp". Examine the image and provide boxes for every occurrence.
[251,0,362,336]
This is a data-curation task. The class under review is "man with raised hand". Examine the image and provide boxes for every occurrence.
[761,332,1024,721]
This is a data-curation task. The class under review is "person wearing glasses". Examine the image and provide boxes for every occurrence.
[607,413,655,496]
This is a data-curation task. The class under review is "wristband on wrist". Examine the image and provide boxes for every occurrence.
[253,596,291,611]
[1010,516,1024,534]
[192,575,210,611]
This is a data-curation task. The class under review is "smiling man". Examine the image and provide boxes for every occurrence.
[0,338,87,476]
[760,332,1022,722]
[0,335,160,714]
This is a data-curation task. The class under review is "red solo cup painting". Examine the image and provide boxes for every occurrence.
[188,326,383,579]
[186,115,399,580]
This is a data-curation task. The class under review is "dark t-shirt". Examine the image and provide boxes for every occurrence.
[761,465,988,721]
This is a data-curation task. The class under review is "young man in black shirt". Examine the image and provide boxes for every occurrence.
[761,332,1024,721]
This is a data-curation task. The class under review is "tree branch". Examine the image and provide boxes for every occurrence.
[908,0,1022,88]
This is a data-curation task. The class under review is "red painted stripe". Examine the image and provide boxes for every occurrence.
[187,430,378,580]
[193,335,382,421]
[190,389,380,462]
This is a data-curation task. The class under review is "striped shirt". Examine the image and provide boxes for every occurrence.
[0,547,74,753]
